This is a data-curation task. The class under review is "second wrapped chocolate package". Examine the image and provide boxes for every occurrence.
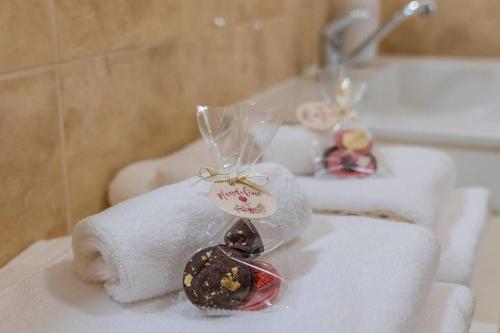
[297,76,385,179]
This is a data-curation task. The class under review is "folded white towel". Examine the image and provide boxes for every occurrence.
[416,283,475,333]
[73,162,312,303]
[436,188,490,285]
[1,215,448,333]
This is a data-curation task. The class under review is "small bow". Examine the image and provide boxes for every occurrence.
[335,77,358,119]
[197,167,268,192]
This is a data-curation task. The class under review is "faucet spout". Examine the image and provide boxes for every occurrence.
[319,0,437,68]
[345,0,436,64]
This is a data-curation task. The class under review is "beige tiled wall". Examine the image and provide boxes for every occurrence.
[380,0,500,56]
[0,0,335,266]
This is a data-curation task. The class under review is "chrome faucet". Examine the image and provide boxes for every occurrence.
[318,0,437,68]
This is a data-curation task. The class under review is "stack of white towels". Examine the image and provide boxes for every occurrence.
[109,125,490,286]
[0,125,490,333]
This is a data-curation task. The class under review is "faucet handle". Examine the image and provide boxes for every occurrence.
[317,8,373,71]
[403,0,437,17]
[320,9,372,38]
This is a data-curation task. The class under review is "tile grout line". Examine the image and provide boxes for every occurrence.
[0,63,59,82]
[48,0,73,234]
[0,6,324,82]
[0,4,328,234]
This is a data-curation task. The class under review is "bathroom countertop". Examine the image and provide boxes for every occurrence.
[471,214,500,330]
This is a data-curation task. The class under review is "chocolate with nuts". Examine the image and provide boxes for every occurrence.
[183,245,253,309]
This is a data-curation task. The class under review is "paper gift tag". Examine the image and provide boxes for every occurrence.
[208,182,277,219]
[296,101,337,131]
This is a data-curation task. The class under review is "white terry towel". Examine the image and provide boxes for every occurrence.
[109,137,455,230]
[262,125,325,175]
[296,146,455,229]
[1,215,448,333]
[436,187,490,285]
[262,125,457,229]
[73,162,312,303]
[106,139,488,285]
[108,140,214,205]
[108,134,455,229]
[416,283,475,333]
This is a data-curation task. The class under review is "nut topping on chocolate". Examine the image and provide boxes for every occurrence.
[183,245,253,309]
[184,274,193,287]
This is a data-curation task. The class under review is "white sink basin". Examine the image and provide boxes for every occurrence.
[358,57,500,148]
[353,56,500,210]
[249,56,500,210]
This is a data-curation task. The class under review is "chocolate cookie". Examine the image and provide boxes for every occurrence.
[224,218,264,257]
[183,245,253,309]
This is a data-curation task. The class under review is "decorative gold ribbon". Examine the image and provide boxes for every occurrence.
[335,77,358,120]
[197,167,268,192]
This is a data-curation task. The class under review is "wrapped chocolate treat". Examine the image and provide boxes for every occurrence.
[181,103,288,314]
[182,220,283,312]
[314,78,379,178]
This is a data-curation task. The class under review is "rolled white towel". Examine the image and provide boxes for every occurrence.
[262,125,329,175]
[73,162,312,303]
[105,127,334,206]
[108,140,214,205]
[107,159,164,205]
[261,125,345,175]
[296,145,455,230]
